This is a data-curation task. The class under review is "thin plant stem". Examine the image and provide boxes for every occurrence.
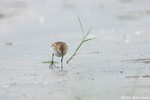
[77,16,85,37]
[66,39,84,64]
[66,17,93,64]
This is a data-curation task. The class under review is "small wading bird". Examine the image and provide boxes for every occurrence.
[49,41,68,69]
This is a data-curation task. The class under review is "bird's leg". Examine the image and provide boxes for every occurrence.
[61,56,63,69]
[49,54,56,69]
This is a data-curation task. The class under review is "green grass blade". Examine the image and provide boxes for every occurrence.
[41,61,59,64]
[66,18,94,64]
[66,41,83,63]
[83,38,95,43]
[78,16,84,37]
[84,27,93,38]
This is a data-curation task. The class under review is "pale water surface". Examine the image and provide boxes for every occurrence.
[0,0,150,100]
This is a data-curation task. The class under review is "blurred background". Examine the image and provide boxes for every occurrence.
[0,0,150,100]
[0,0,150,36]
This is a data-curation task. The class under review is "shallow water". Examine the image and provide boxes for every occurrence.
[0,0,150,100]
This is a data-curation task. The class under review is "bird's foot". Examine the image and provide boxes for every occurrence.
[49,61,58,69]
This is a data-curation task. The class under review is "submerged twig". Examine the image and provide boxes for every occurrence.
[66,17,94,64]
[41,61,58,64]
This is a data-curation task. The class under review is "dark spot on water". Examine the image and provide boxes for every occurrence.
[9,82,17,86]
[5,42,13,46]
[142,75,150,78]
[117,10,150,21]
[62,3,76,9]
[126,75,150,78]
[90,51,100,54]
[0,14,5,19]
[102,70,106,72]
[122,58,150,64]
[142,61,150,64]
[125,76,140,78]
[92,78,94,80]
[120,71,123,74]
[117,14,141,20]
[0,11,16,20]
